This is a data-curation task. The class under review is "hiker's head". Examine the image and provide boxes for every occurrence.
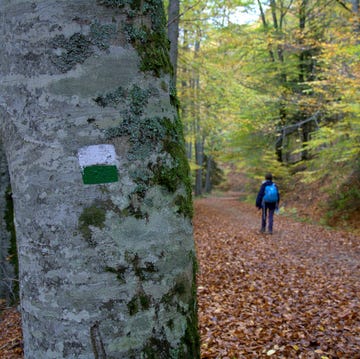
[265,173,273,181]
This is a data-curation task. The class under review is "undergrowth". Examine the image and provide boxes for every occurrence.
[285,160,360,232]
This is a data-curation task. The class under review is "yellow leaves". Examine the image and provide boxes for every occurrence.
[314,349,331,359]
[189,160,202,171]
[318,325,325,331]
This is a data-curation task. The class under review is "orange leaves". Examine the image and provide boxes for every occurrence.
[194,197,360,358]
[0,307,23,358]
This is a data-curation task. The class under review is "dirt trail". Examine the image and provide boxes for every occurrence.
[194,196,360,359]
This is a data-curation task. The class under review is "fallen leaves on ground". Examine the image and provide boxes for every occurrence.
[0,307,23,358]
[1,196,359,358]
[194,196,360,358]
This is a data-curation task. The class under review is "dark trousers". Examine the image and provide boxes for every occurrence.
[261,204,275,232]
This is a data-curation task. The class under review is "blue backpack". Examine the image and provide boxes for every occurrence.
[263,183,278,203]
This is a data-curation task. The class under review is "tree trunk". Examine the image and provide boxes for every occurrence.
[270,0,279,29]
[352,0,360,40]
[194,139,203,196]
[258,0,276,62]
[0,1,199,358]
[298,0,309,83]
[193,37,202,197]
[268,0,287,82]
[168,0,180,84]
[204,156,212,194]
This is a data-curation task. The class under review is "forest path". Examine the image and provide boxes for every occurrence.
[194,195,360,358]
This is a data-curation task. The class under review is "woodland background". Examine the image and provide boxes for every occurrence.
[175,0,359,229]
[1,0,359,307]
[1,0,360,357]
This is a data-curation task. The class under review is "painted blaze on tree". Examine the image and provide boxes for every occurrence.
[78,144,119,184]
[0,0,199,358]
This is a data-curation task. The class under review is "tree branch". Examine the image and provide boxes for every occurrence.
[334,0,352,12]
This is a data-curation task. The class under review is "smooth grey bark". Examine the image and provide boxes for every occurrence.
[0,1,199,358]
[0,140,16,304]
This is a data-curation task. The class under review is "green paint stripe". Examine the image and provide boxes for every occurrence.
[82,165,118,185]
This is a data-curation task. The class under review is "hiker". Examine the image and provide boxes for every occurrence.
[256,173,280,234]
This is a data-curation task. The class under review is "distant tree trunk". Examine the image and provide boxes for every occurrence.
[257,0,276,61]
[0,142,16,305]
[263,0,286,82]
[257,0,267,27]
[179,29,194,164]
[204,155,212,193]
[352,0,359,13]
[298,0,314,83]
[352,0,360,40]
[275,102,288,162]
[193,38,203,196]
[299,0,307,82]
[168,0,180,83]
[0,1,199,358]
[270,0,279,29]
[194,136,203,196]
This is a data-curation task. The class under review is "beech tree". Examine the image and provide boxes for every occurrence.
[0,1,199,358]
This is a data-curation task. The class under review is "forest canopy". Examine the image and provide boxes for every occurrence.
[170,0,359,222]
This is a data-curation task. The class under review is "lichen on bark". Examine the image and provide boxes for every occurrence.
[78,204,106,244]
[98,0,173,76]
[50,21,117,73]
[94,83,193,218]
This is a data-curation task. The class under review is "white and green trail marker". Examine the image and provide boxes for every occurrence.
[78,144,118,185]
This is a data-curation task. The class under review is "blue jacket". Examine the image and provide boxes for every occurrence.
[256,180,280,209]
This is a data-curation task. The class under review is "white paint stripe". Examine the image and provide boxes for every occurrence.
[78,144,117,169]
